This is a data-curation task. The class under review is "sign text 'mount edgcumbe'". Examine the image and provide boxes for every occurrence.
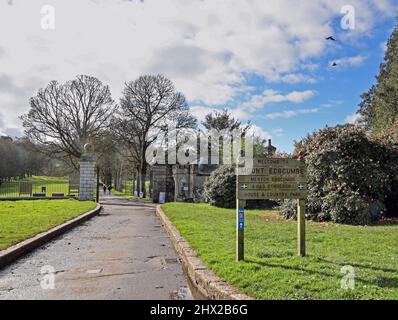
[236,157,308,260]
[237,158,307,200]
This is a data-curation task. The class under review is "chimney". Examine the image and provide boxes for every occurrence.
[266,139,276,156]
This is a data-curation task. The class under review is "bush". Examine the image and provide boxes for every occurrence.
[278,199,297,220]
[203,165,278,209]
[323,190,385,225]
[285,125,398,225]
[373,122,398,216]
[246,199,279,210]
[204,165,236,208]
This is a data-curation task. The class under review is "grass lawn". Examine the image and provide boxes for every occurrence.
[113,189,153,203]
[0,199,96,250]
[0,176,71,197]
[112,190,134,199]
[113,180,152,203]
[19,176,68,183]
[161,203,398,300]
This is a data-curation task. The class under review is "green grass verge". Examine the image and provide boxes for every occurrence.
[161,203,398,300]
[0,199,96,250]
[19,176,69,183]
[113,180,152,203]
[0,176,71,197]
[112,190,134,199]
[112,190,153,203]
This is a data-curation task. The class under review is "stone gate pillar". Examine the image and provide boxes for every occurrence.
[79,145,96,201]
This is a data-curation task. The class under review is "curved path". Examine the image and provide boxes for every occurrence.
[0,193,192,300]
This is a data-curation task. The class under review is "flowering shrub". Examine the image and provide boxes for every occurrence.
[281,125,398,225]
[204,165,236,208]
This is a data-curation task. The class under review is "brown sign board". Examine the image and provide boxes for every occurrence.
[236,157,308,260]
[237,157,307,200]
[237,158,306,175]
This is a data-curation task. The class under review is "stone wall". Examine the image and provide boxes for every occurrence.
[79,160,96,201]
[152,165,174,203]
[152,164,211,203]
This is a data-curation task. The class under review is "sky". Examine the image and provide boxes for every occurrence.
[0,0,397,152]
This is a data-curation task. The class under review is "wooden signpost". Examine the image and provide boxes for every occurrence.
[236,157,307,261]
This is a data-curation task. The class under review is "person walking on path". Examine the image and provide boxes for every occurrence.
[107,185,113,195]
[103,184,107,194]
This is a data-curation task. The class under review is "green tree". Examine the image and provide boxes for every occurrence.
[285,125,398,225]
[202,109,243,132]
[359,18,398,132]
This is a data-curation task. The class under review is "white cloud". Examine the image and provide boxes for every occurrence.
[0,0,396,134]
[265,108,320,120]
[0,112,4,134]
[234,89,316,120]
[249,89,315,109]
[372,0,398,16]
[278,73,317,84]
[321,100,345,108]
[272,128,284,137]
[190,105,218,123]
[329,55,367,68]
[247,125,271,141]
[188,106,272,144]
[380,41,388,55]
[192,89,315,122]
[345,112,362,124]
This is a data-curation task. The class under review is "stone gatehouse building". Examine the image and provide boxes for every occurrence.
[150,139,276,203]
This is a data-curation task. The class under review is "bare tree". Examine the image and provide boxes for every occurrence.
[21,75,116,168]
[114,74,197,197]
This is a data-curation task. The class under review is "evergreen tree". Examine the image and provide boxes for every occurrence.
[359,18,398,133]
[358,85,376,129]
[202,109,243,132]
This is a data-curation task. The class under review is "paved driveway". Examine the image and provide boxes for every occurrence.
[0,194,192,300]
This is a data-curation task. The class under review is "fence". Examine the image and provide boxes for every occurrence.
[0,180,79,198]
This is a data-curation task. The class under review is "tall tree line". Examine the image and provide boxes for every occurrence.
[358,17,398,133]
[0,137,46,180]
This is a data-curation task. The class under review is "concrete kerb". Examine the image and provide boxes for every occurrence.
[0,203,102,270]
[156,205,253,300]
